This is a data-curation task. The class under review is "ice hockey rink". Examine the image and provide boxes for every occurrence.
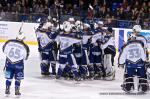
[0,43,150,99]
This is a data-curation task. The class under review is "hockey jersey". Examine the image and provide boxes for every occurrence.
[102,35,115,51]
[36,30,58,51]
[91,28,104,44]
[55,33,81,54]
[3,39,30,63]
[119,40,146,65]
[82,31,93,50]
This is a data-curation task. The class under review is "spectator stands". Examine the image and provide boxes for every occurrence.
[0,0,149,29]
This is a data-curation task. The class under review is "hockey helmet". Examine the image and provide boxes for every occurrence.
[42,22,53,30]
[97,21,104,25]
[107,27,113,33]
[83,23,90,29]
[68,17,75,22]
[63,21,72,32]
[132,25,141,32]
[16,33,25,41]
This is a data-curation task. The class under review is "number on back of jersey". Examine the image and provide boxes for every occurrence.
[3,41,28,62]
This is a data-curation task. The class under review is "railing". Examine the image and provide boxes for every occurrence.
[0,12,149,29]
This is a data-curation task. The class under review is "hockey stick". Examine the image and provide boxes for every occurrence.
[55,1,63,31]
[18,22,24,35]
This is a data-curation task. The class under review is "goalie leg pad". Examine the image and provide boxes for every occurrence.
[104,54,113,76]
[138,77,149,93]
[122,76,134,92]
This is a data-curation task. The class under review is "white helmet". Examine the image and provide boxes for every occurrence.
[75,20,83,30]
[68,17,75,22]
[83,23,90,29]
[75,20,82,26]
[16,33,25,41]
[63,21,72,32]
[42,22,53,29]
[133,25,141,32]
[97,21,104,25]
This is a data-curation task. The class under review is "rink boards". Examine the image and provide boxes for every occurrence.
[0,21,150,53]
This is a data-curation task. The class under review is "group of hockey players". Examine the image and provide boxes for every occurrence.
[35,17,116,81]
[35,17,150,93]
[1,17,150,96]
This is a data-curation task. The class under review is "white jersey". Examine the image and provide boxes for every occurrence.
[55,34,81,51]
[101,36,115,50]
[135,35,147,49]
[82,35,92,45]
[36,31,53,48]
[91,32,103,44]
[3,40,29,63]
[119,41,146,65]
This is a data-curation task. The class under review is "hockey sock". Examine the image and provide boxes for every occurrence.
[79,66,87,76]
[40,63,50,75]
[72,67,79,78]
[6,79,12,87]
[51,63,56,75]
[15,80,21,87]
[57,68,63,77]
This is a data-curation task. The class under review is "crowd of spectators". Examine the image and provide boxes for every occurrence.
[0,0,150,29]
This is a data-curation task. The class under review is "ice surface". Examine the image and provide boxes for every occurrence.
[0,43,149,99]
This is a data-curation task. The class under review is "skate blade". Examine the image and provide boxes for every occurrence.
[5,94,10,97]
[15,94,21,98]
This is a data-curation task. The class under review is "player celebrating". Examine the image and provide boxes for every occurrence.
[3,33,30,96]
[56,21,81,80]
[36,21,58,76]
[88,21,104,80]
[81,23,93,79]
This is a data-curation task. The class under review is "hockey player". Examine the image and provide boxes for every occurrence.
[88,21,105,79]
[81,23,94,79]
[56,21,81,80]
[3,33,30,96]
[101,27,116,80]
[73,21,85,80]
[36,21,58,76]
[118,38,149,93]
[129,25,149,61]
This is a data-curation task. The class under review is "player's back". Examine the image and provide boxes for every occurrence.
[119,40,146,65]
[3,39,29,63]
